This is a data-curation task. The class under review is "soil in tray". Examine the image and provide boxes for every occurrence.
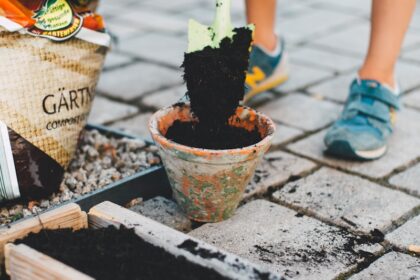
[15,226,229,280]
[167,27,262,150]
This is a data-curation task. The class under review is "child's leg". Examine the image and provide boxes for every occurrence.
[359,0,416,89]
[324,0,416,160]
[244,0,289,102]
[245,0,277,51]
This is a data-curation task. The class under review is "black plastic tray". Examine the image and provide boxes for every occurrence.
[1,124,171,228]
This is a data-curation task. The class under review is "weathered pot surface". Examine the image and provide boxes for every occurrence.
[149,104,275,222]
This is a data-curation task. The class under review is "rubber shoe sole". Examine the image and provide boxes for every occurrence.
[325,140,387,161]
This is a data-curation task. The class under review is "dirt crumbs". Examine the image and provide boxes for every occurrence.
[0,130,161,226]
[166,27,262,149]
[16,226,229,280]
[178,239,226,261]
[251,227,383,278]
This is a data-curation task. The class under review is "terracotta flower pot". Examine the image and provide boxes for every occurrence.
[149,104,275,222]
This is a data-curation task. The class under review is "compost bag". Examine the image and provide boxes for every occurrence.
[0,0,109,201]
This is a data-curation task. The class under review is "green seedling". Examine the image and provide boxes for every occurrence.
[187,0,254,53]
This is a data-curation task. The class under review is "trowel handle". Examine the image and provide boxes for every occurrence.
[212,0,233,44]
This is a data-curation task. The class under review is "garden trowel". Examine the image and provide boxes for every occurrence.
[187,0,254,53]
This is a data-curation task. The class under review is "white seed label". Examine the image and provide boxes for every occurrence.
[0,121,20,201]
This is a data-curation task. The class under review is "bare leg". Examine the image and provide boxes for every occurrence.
[246,0,277,51]
[359,0,416,89]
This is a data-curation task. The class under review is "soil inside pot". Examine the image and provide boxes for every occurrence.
[167,27,261,150]
[166,120,261,149]
[15,226,230,280]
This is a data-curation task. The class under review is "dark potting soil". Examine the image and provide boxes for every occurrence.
[178,239,273,280]
[183,27,252,127]
[15,226,229,280]
[178,239,226,261]
[171,27,260,150]
[165,120,261,149]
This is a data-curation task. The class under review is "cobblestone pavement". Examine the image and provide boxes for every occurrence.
[92,0,420,278]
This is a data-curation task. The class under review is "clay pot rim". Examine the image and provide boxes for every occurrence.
[149,104,276,157]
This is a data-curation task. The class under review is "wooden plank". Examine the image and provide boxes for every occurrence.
[5,244,93,280]
[0,203,87,258]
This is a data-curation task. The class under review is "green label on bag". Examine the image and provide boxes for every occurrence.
[27,0,83,41]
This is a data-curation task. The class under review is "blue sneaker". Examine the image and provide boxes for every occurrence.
[324,79,400,160]
[244,38,289,102]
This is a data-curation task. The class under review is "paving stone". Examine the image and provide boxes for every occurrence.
[290,46,361,72]
[410,4,420,31]
[97,63,182,101]
[97,2,133,19]
[142,85,187,109]
[182,7,218,25]
[348,252,420,280]
[288,109,420,178]
[307,72,355,103]
[386,215,420,254]
[402,89,420,110]
[273,62,333,93]
[402,47,420,63]
[273,168,420,233]
[229,0,246,18]
[199,0,247,12]
[395,61,420,91]
[279,8,360,44]
[190,200,383,279]
[310,23,420,56]
[277,0,317,17]
[307,60,420,103]
[114,8,187,34]
[244,151,316,199]
[88,96,138,124]
[389,163,420,197]
[271,123,304,146]
[130,196,192,233]
[105,18,146,40]
[258,93,341,131]
[199,0,254,18]
[110,113,153,141]
[103,52,133,70]
[142,0,203,12]
[182,6,245,28]
[311,0,371,17]
[246,91,279,108]
[119,33,187,68]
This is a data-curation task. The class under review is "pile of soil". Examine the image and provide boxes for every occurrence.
[166,27,262,149]
[15,226,229,280]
